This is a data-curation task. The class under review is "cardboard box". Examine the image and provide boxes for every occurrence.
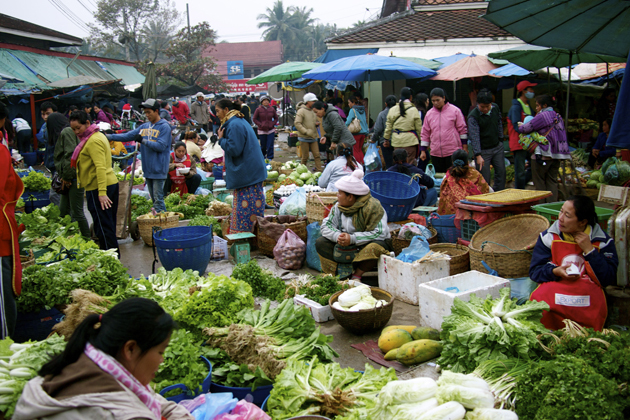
[293,295,334,323]
[418,270,510,329]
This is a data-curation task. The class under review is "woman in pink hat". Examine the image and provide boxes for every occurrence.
[317,169,392,280]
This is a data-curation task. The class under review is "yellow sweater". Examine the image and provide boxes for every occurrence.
[77,132,118,195]
[110,141,127,156]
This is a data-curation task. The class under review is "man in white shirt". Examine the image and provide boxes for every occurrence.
[12,115,32,153]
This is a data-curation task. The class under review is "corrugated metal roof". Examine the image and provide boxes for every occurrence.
[0,49,50,90]
[100,61,145,85]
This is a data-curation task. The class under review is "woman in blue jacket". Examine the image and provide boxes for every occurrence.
[588,118,615,168]
[346,95,369,165]
[216,99,267,234]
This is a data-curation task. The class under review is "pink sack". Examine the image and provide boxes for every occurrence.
[214,400,271,420]
[273,228,306,270]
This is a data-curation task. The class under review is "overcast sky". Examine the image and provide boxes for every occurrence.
[6,0,383,43]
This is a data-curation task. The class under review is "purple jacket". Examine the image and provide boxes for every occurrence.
[519,109,570,159]
[95,109,112,125]
[252,105,277,132]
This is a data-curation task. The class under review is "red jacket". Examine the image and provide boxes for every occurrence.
[0,146,24,295]
[171,101,191,125]
[252,105,278,132]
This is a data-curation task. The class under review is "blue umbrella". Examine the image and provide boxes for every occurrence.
[433,53,470,70]
[300,54,437,82]
[607,53,630,149]
[489,63,532,77]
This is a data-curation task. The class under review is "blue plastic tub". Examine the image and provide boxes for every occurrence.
[209,382,273,407]
[22,152,37,167]
[13,307,64,343]
[158,356,212,403]
[428,213,461,243]
[364,172,420,222]
[153,226,213,273]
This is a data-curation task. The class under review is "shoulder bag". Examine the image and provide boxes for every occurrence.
[348,117,361,134]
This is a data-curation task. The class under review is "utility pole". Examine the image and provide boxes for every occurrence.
[186,3,191,33]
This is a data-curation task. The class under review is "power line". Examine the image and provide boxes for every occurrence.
[75,0,94,14]
[54,0,91,31]
[48,0,90,33]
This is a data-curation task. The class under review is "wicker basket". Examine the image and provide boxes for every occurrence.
[391,227,438,256]
[137,214,180,246]
[429,243,470,275]
[469,214,549,278]
[329,287,394,335]
[319,255,338,275]
[257,217,308,257]
[306,192,337,224]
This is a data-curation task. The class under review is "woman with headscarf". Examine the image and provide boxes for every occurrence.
[69,111,119,255]
[345,95,369,164]
[384,87,423,165]
[252,95,278,160]
[48,113,90,238]
[438,149,489,215]
[317,169,392,280]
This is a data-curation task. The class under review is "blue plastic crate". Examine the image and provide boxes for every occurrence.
[154,226,213,273]
[210,382,273,407]
[461,219,480,241]
[158,356,212,402]
[364,171,420,222]
[428,213,461,243]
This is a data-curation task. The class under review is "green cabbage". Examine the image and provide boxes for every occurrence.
[296,164,309,174]
[267,171,279,179]
[299,172,312,181]
[278,174,287,182]
[295,179,304,187]
[436,384,495,410]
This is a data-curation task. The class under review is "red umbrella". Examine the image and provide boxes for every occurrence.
[432,54,502,81]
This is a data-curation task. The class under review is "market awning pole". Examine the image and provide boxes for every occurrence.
[453,81,456,101]
[566,51,573,125]
[30,94,38,150]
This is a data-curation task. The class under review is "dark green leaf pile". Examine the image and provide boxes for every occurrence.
[165,193,213,219]
[130,194,153,222]
[293,275,349,306]
[187,215,222,237]
[231,260,286,301]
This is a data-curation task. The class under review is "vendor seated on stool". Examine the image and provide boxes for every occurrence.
[316,169,392,281]
[163,141,201,197]
[529,195,618,331]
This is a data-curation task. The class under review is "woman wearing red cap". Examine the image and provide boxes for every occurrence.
[508,80,537,189]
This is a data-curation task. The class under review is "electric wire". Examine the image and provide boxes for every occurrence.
[47,0,90,33]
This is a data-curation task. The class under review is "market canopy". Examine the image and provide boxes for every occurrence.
[431,54,501,81]
[489,63,531,77]
[314,48,379,64]
[247,62,324,84]
[301,54,437,82]
[483,0,630,58]
[47,75,107,88]
[394,57,442,71]
[607,53,630,149]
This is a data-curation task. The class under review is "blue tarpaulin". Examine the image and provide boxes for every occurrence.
[314,48,378,64]
[607,52,630,149]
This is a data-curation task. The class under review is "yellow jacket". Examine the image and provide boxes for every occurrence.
[110,141,127,156]
[384,102,423,148]
[77,132,118,195]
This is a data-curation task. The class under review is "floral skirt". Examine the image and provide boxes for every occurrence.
[230,183,265,233]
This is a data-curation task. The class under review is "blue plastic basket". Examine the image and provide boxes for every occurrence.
[363,172,420,222]
[22,152,38,167]
[213,165,224,180]
[22,190,52,214]
[209,382,273,407]
[153,226,213,273]
[428,213,461,243]
[158,356,212,403]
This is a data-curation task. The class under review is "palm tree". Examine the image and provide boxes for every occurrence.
[257,1,296,42]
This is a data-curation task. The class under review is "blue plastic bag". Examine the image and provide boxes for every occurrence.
[306,222,322,271]
[192,392,238,420]
[364,142,382,173]
[396,235,431,263]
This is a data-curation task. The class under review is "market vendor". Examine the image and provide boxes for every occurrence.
[13,298,193,419]
[588,118,615,168]
[164,141,201,197]
[438,149,489,215]
[529,195,618,331]
[317,169,392,280]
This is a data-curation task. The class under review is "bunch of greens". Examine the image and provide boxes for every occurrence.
[152,329,210,398]
[187,215,222,237]
[202,347,273,390]
[267,357,397,420]
[165,193,213,219]
[438,288,549,373]
[16,198,24,209]
[130,194,153,222]
[17,204,79,245]
[116,172,144,185]
[0,335,67,418]
[287,275,349,306]
[36,235,99,263]
[17,249,128,312]
[231,260,286,300]
[21,171,51,191]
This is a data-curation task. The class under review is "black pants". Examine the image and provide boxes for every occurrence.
[0,257,17,339]
[86,183,120,255]
[164,174,202,196]
[381,144,394,169]
[16,130,32,154]
[430,155,453,173]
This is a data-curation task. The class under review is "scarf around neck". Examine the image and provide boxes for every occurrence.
[84,343,161,419]
[337,193,384,232]
[70,124,100,169]
[220,109,244,125]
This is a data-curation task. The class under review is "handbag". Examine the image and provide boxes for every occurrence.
[519,116,556,153]
[348,117,361,134]
[51,173,69,196]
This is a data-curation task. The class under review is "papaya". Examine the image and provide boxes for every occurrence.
[396,339,443,366]
[381,325,418,334]
[384,348,398,361]
[378,329,414,353]
[411,326,441,341]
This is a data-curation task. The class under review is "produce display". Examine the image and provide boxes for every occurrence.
[231,260,286,301]
[116,171,144,185]
[285,274,350,306]
[17,204,79,247]
[566,118,599,133]
[20,171,51,192]
[206,200,232,217]
[165,193,214,219]
[378,325,442,366]
[130,194,153,222]
[187,215,223,237]
[332,285,388,312]
[280,161,322,187]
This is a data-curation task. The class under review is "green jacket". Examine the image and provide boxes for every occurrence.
[53,127,80,181]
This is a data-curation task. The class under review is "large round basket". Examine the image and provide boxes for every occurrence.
[391,227,438,256]
[153,226,213,273]
[364,172,420,222]
[329,287,394,335]
[257,216,308,257]
[469,214,549,278]
[306,192,337,224]
[137,214,180,246]
[429,243,470,275]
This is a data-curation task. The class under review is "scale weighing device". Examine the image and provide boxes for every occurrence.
[225,232,256,264]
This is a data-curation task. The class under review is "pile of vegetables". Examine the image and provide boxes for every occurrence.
[332,285,388,312]
[377,325,442,366]
[165,193,213,219]
[286,274,350,306]
[571,148,589,167]
[21,171,51,192]
[115,172,144,185]
[0,335,67,418]
[187,215,222,236]
[437,288,549,373]
[205,200,232,217]
[17,204,79,249]
[15,198,24,209]
[36,235,98,264]
[231,260,286,301]
[130,194,153,222]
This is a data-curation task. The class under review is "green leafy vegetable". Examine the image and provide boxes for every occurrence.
[295,274,350,306]
[231,260,286,300]
[130,194,153,222]
[165,193,214,219]
[187,215,222,237]
[21,171,51,192]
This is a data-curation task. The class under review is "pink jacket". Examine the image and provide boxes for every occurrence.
[420,102,468,158]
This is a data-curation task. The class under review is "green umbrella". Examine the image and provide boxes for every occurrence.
[395,57,443,70]
[488,45,626,71]
[247,62,324,84]
[142,62,157,100]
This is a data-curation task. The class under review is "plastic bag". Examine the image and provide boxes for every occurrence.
[279,187,306,217]
[603,157,630,186]
[306,222,322,271]
[273,228,306,270]
[396,235,431,263]
[364,142,382,172]
[214,400,271,420]
[179,393,206,413]
[399,223,433,240]
[426,163,436,178]
[191,392,238,420]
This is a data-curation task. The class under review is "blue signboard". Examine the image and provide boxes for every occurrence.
[227,60,244,80]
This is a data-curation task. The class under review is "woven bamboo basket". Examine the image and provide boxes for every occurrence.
[306,192,337,224]
[329,287,394,335]
[319,255,338,276]
[257,217,308,257]
[137,214,180,246]
[469,214,549,278]
[391,227,438,256]
[429,243,470,275]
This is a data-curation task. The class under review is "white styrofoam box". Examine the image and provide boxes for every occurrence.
[212,235,228,261]
[293,295,334,323]
[378,254,450,305]
[418,270,511,329]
